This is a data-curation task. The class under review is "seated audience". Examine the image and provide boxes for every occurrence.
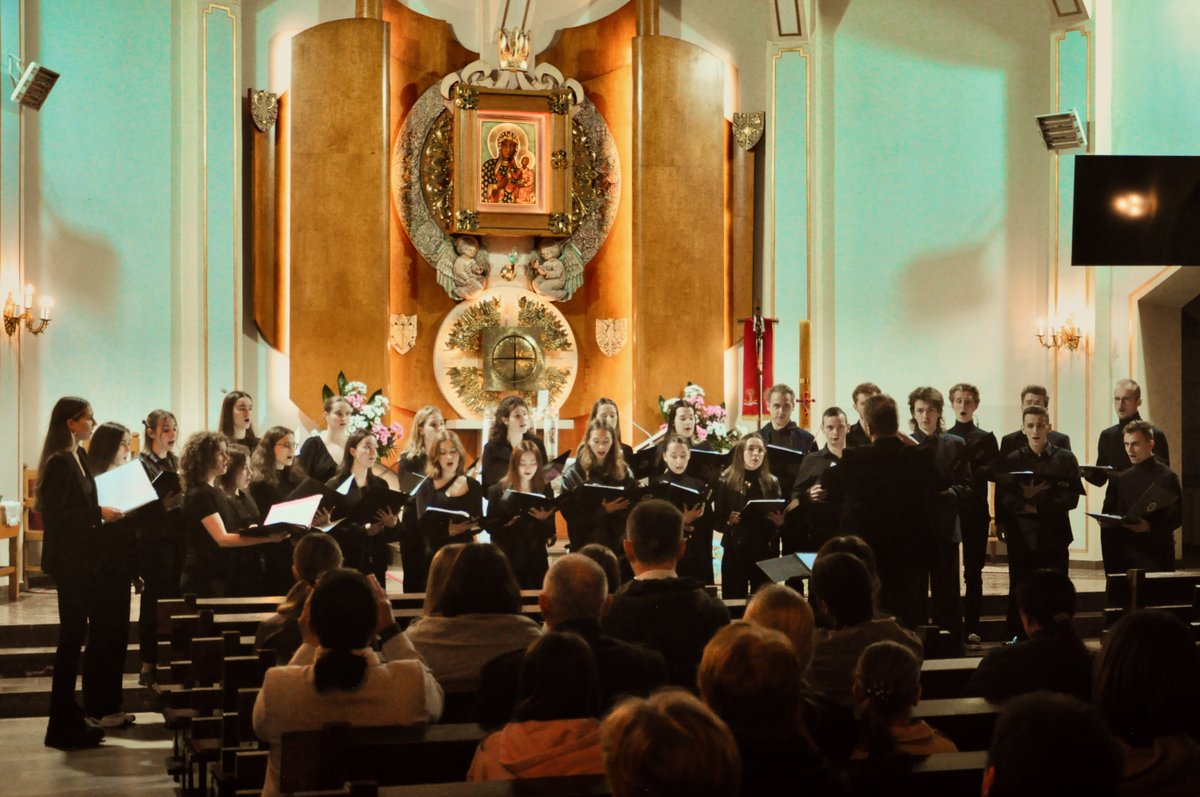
[468,632,606,780]
[603,500,730,688]
[809,552,922,702]
[698,622,847,795]
[254,534,344,665]
[252,569,443,797]
[850,640,957,764]
[420,542,465,616]
[984,691,1121,797]
[1094,609,1200,797]
[404,543,541,692]
[816,534,882,611]
[965,568,1092,702]
[602,690,741,797]
[578,542,622,594]
[476,554,668,724]
[744,583,857,761]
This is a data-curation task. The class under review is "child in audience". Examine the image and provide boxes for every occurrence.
[468,632,606,780]
[850,640,957,764]
[255,534,344,665]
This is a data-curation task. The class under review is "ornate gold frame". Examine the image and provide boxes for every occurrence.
[451,85,572,237]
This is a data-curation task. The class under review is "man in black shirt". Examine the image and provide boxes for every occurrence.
[948,382,1000,648]
[845,382,881,449]
[910,386,970,651]
[821,394,940,628]
[788,406,848,550]
[1085,379,1172,572]
[1100,420,1181,572]
[998,385,1071,458]
[995,405,1081,637]
[757,384,816,555]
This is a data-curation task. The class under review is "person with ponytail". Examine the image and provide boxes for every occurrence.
[134,409,183,686]
[253,568,443,797]
[965,568,1092,702]
[219,444,264,595]
[850,640,956,766]
[218,390,259,450]
[37,397,125,748]
[254,534,344,665]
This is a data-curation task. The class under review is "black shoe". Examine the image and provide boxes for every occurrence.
[138,669,156,687]
[45,721,105,749]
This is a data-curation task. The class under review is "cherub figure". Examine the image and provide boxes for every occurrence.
[451,236,488,300]
[530,239,568,301]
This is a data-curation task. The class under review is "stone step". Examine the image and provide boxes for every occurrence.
[0,673,159,719]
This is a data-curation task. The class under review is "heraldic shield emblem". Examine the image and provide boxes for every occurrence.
[595,318,628,358]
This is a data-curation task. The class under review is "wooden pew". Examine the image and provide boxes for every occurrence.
[913,698,1000,752]
[920,657,982,700]
[1104,568,1200,627]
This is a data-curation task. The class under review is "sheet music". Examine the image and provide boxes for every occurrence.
[94,460,160,514]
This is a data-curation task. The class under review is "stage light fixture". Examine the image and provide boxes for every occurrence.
[1035,109,1087,151]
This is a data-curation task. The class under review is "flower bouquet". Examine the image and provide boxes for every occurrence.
[657,382,741,452]
[321,371,405,459]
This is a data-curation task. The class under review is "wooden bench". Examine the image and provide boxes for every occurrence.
[920,657,982,700]
[913,698,1000,752]
[1104,569,1200,628]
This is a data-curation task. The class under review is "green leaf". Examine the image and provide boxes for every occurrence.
[322,385,334,402]
[368,389,382,404]
[337,372,348,395]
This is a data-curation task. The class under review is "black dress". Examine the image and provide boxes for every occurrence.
[396,451,431,592]
[180,482,241,597]
[328,471,394,584]
[133,451,184,665]
[486,482,556,589]
[40,449,132,730]
[559,463,636,555]
[415,476,484,555]
[297,436,339,483]
[248,468,306,595]
[224,490,264,596]
[480,433,547,492]
[716,469,782,600]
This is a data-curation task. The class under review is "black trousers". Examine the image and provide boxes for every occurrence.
[1005,532,1069,637]
[877,550,926,630]
[929,541,963,643]
[51,570,131,723]
[136,533,181,664]
[721,538,774,600]
[960,512,989,635]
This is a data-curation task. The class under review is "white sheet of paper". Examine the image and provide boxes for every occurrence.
[263,494,322,527]
[335,475,354,495]
[94,460,159,514]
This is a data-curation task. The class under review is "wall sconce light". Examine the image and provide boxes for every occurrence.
[3,284,53,336]
[1036,315,1081,351]
[1035,109,1087,150]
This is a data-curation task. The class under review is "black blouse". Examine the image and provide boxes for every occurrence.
[297,436,339,483]
[183,483,240,581]
[480,433,548,492]
[415,475,484,551]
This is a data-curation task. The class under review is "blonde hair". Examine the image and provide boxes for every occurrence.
[424,429,468,480]
[403,405,443,460]
[422,543,466,616]
[577,420,627,480]
[698,622,806,733]
[744,584,816,674]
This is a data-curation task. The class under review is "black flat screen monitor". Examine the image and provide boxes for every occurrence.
[1072,155,1200,266]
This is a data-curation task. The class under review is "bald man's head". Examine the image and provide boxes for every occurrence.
[541,553,609,627]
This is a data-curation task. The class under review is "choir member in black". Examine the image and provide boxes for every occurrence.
[134,408,183,686]
[846,382,881,448]
[416,429,484,557]
[821,394,940,628]
[218,390,259,451]
[486,440,557,589]
[909,386,970,649]
[481,395,547,491]
[1087,379,1172,573]
[656,399,717,480]
[37,398,125,748]
[590,397,637,472]
[998,385,1071,458]
[248,426,311,594]
[788,407,848,551]
[758,384,816,555]
[396,405,445,592]
[179,431,287,597]
[218,444,264,595]
[560,420,636,554]
[656,435,713,585]
[716,433,785,600]
[297,395,353,483]
[948,382,999,648]
[82,421,140,729]
[329,430,399,583]
[1100,420,1182,572]
[995,405,1080,638]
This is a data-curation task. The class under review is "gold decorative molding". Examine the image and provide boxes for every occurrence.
[733,111,765,151]
[548,212,571,235]
[453,84,478,110]
[548,90,571,115]
[455,208,479,231]
[420,110,454,230]
[551,149,568,169]
[249,88,278,131]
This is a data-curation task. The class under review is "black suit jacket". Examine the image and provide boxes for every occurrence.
[999,428,1071,460]
[475,617,669,725]
[996,444,1080,550]
[1088,414,1171,509]
[38,449,103,578]
[1101,456,1182,539]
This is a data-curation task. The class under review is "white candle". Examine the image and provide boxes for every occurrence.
[40,297,53,320]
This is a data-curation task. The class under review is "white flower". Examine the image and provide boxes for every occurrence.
[349,416,368,433]
[346,381,368,395]
[708,421,728,438]
[683,384,705,400]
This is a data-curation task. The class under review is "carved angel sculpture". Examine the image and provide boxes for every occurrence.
[437,235,489,301]
[531,240,568,301]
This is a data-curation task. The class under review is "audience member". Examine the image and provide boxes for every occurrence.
[254,534,344,665]
[578,542,622,594]
[405,543,541,692]
[420,542,465,616]
[602,690,741,797]
[984,691,1121,797]
[1094,609,1200,796]
[467,632,606,780]
[816,534,882,613]
[965,568,1091,702]
[603,500,730,687]
[850,640,957,765]
[476,554,667,724]
[252,569,443,797]
[698,623,848,795]
[809,552,922,702]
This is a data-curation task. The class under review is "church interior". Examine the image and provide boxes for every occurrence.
[0,0,1198,794]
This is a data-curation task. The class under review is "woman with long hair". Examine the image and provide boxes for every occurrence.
[219,444,264,595]
[851,641,956,765]
[37,397,124,748]
[589,397,635,470]
[249,426,310,594]
[715,433,785,599]
[396,405,445,592]
[415,429,483,557]
[179,431,287,597]
[254,534,344,665]
[218,390,259,451]
[652,434,714,585]
[559,420,636,555]
[481,396,546,491]
[486,440,557,588]
[329,430,398,583]
[297,395,353,483]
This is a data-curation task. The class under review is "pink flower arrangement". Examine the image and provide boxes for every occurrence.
[321,371,404,460]
[657,382,740,452]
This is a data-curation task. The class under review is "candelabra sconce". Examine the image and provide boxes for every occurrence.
[1036,316,1081,351]
[4,285,53,337]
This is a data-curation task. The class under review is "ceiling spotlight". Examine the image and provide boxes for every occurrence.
[7,55,59,110]
[1036,109,1087,151]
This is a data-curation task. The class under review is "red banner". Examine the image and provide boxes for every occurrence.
[741,318,774,417]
